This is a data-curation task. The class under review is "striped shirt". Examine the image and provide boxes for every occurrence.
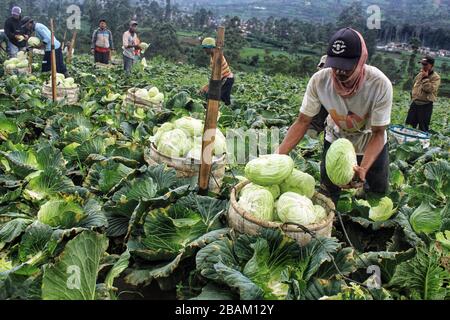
[210,56,233,79]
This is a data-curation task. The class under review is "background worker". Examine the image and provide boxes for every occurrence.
[21,17,68,76]
[91,19,114,65]
[200,37,235,106]
[405,56,441,133]
[123,21,141,74]
[277,28,393,205]
[4,6,27,58]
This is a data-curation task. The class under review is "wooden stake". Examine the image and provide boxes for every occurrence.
[62,31,67,50]
[198,27,225,195]
[50,19,57,102]
[67,30,77,65]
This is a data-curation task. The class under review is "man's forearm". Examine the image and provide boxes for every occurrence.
[277,114,312,155]
[360,129,386,174]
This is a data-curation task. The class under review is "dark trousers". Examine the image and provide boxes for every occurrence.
[309,106,328,133]
[42,48,67,75]
[405,101,433,132]
[320,140,390,205]
[221,77,234,106]
[94,50,110,64]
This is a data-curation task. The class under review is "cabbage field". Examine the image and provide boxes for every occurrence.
[0,55,449,300]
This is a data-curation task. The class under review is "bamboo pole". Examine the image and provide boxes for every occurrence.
[67,30,77,65]
[27,49,33,73]
[50,19,57,102]
[62,31,67,50]
[198,27,225,195]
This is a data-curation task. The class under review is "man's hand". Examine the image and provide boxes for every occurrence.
[200,85,209,94]
[421,69,429,78]
[91,49,95,55]
[340,166,366,190]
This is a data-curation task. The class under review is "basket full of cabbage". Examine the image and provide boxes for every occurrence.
[126,86,165,111]
[3,51,30,75]
[228,154,335,246]
[42,73,80,105]
[145,116,227,193]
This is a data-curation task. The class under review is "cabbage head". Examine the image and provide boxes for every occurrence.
[135,88,149,100]
[410,202,442,235]
[238,188,274,221]
[149,92,164,105]
[277,192,316,225]
[28,36,41,47]
[240,183,281,201]
[314,205,328,223]
[214,129,227,156]
[38,200,86,228]
[369,197,395,222]
[245,155,294,186]
[175,117,204,137]
[280,169,316,199]
[326,138,357,186]
[15,61,28,68]
[154,122,175,145]
[156,129,191,158]
[148,87,159,98]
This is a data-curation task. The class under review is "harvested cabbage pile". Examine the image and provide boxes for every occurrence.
[3,51,29,71]
[152,116,227,159]
[134,86,164,105]
[45,73,79,89]
[238,154,328,226]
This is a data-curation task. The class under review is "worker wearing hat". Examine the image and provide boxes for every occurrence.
[4,6,28,57]
[21,16,68,76]
[91,19,114,65]
[200,37,235,106]
[122,20,141,74]
[405,55,441,132]
[278,27,393,204]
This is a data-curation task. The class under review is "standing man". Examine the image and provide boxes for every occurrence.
[200,37,235,106]
[277,28,393,204]
[405,56,441,132]
[21,17,68,76]
[91,19,114,65]
[4,7,27,58]
[123,21,141,74]
[306,55,330,138]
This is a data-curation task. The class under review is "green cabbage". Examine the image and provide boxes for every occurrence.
[326,138,357,186]
[314,205,328,223]
[15,61,28,68]
[240,183,281,201]
[238,188,274,221]
[174,117,204,137]
[38,200,86,228]
[436,231,450,250]
[156,129,191,158]
[214,129,227,156]
[277,192,316,225]
[410,202,442,235]
[245,155,294,186]
[148,86,159,98]
[135,88,149,100]
[149,92,164,105]
[369,197,396,222]
[280,169,316,199]
[28,36,41,47]
[154,122,175,146]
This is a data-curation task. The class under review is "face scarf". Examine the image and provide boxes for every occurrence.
[331,29,368,98]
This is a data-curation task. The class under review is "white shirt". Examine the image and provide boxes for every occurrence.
[300,65,393,155]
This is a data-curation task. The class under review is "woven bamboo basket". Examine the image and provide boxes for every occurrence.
[42,83,80,105]
[145,143,226,194]
[228,180,335,246]
[5,67,30,75]
[125,88,163,112]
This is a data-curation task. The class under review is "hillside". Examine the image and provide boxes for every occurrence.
[181,0,450,28]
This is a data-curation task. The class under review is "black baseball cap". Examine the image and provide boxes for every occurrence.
[419,56,435,65]
[20,16,34,28]
[99,19,107,23]
[324,28,362,71]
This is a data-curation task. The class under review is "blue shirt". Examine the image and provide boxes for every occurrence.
[34,23,60,51]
